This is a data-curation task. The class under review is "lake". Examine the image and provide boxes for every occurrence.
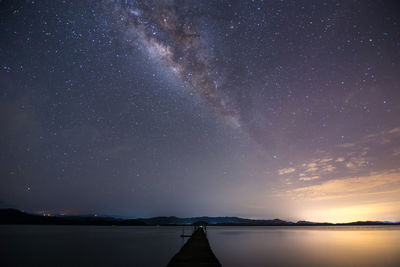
[1,225,399,266]
[208,226,400,267]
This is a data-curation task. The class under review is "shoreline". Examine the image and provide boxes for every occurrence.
[1,209,399,226]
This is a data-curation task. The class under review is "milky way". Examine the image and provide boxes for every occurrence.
[107,0,241,128]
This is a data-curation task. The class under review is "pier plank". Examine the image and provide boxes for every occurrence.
[167,228,221,267]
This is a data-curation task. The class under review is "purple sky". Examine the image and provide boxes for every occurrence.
[1,0,400,222]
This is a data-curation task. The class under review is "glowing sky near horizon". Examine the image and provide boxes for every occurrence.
[1,0,400,222]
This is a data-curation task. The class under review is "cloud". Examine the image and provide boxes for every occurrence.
[274,127,400,222]
[278,167,296,175]
[304,166,319,173]
[388,128,400,135]
[286,169,400,200]
[344,152,368,170]
[345,162,355,169]
[338,143,355,148]
[335,127,400,155]
[276,167,400,222]
[321,164,336,172]
[364,127,400,144]
[299,176,319,181]
[296,158,336,175]
[320,158,333,163]
[301,162,319,173]
[284,178,292,185]
[393,148,400,157]
[284,126,400,180]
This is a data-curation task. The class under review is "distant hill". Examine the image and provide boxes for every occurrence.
[137,216,294,226]
[0,209,146,226]
[0,209,399,226]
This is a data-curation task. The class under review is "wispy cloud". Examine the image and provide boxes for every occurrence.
[276,126,400,194]
[299,175,320,181]
[303,162,319,173]
[363,127,400,144]
[273,127,400,222]
[321,164,336,172]
[338,143,355,148]
[284,157,338,181]
[393,148,400,157]
[278,167,296,175]
[286,169,400,200]
[345,152,368,171]
[320,158,333,163]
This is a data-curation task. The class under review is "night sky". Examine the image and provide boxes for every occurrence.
[1,0,400,222]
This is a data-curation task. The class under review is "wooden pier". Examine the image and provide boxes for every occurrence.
[167,227,222,267]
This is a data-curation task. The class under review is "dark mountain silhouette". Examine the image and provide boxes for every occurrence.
[0,209,146,226]
[135,216,295,225]
[1,209,399,226]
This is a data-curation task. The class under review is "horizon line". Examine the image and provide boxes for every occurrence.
[2,208,399,224]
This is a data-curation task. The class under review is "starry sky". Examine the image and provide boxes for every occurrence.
[1,0,400,222]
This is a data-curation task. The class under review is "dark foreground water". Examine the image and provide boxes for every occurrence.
[1,225,399,267]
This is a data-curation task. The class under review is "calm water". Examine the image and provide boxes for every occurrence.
[1,225,400,267]
[208,226,400,267]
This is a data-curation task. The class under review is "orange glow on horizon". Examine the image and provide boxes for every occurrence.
[299,201,400,223]
[273,169,400,223]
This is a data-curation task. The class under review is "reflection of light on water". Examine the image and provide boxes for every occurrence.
[208,226,400,267]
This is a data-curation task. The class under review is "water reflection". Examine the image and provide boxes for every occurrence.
[1,225,399,266]
[208,226,400,267]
